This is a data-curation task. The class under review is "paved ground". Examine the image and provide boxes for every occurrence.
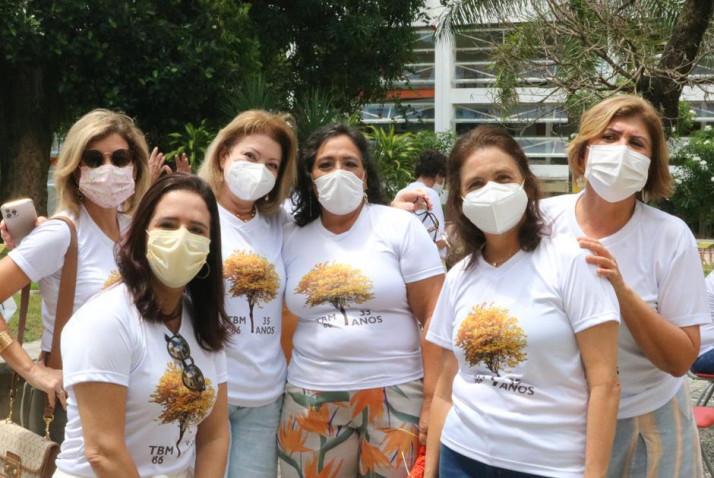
[691,377,714,477]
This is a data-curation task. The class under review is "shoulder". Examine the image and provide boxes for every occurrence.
[637,202,693,242]
[539,193,577,221]
[65,284,137,339]
[706,271,714,294]
[538,233,583,259]
[12,213,75,253]
[367,203,419,228]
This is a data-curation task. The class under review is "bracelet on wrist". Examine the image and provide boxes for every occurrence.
[0,330,14,354]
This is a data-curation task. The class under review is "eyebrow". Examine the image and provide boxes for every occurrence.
[605,128,650,146]
[156,216,209,228]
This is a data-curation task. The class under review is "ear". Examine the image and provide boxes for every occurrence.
[219,146,231,173]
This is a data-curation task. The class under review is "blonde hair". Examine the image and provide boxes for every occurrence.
[55,109,150,216]
[198,110,297,216]
[568,94,672,201]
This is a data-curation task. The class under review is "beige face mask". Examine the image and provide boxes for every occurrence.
[146,227,211,288]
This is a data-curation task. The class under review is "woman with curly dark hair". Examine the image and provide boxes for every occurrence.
[279,124,444,478]
[54,174,230,478]
[424,126,620,478]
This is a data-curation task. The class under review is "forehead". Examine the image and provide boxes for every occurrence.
[461,146,520,178]
[232,133,282,156]
[87,132,129,151]
[316,135,362,158]
[152,190,210,224]
[605,116,651,140]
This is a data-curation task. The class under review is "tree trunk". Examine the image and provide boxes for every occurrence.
[0,64,54,215]
[636,0,714,134]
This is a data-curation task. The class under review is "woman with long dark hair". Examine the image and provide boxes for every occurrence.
[425,126,620,478]
[278,124,444,478]
[53,174,230,478]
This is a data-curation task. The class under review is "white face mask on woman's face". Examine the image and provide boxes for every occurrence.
[584,144,651,203]
[314,169,365,215]
[146,227,211,289]
[461,181,528,235]
[79,164,135,209]
[224,160,276,202]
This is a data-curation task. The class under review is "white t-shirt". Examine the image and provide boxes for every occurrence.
[405,180,446,257]
[542,193,710,418]
[8,206,129,352]
[698,272,714,356]
[426,235,620,478]
[219,204,287,407]
[56,284,227,477]
[283,204,444,390]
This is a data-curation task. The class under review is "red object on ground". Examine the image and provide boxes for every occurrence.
[694,406,714,428]
[408,445,426,478]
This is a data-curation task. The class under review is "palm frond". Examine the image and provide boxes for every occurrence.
[436,0,534,39]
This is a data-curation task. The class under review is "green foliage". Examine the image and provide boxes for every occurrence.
[165,120,215,171]
[368,126,419,198]
[670,126,714,236]
[293,90,358,142]
[249,0,424,112]
[223,73,287,117]
[411,130,456,156]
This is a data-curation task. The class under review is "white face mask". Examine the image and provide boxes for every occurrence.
[585,144,651,203]
[224,160,276,202]
[146,227,211,289]
[462,181,528,235]
[314,170,365,215]
[79,164,135,209]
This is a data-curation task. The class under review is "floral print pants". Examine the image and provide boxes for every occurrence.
[278,380,423,478]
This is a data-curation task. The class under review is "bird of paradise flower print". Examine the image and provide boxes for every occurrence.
[149,362,215,457]
[224,250,279,333]
[455,303,527,376]
[295,262,374,326]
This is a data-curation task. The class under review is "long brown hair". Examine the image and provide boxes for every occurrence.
[117,174,229,351]
[446,126,546,268]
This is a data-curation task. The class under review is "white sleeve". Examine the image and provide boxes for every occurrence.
[430,191,446,239]
[707,272,714,322]
[426,272,455,350]
[657,230,710,327]
[8,218,71,281]
[61,298,134,389]
[560,244,620,334]
[215,349,228,384]
[399,213,445,283]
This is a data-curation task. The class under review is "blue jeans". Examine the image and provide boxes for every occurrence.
[227,397,283,478]
[692,348,714,374]
[439,444,547,478]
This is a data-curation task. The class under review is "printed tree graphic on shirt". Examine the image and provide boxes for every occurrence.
[295,262,374,326]
[224,251,280,333]
[455,304,527,376]
[149,362,215,457]
[102,270,121,289]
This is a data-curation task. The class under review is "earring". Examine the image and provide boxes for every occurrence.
[197,263,210,280]
[363,191,368,204]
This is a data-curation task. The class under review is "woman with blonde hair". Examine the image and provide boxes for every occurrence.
[542,94,710,476]
[197,109,297,477]
[0,108,152,442]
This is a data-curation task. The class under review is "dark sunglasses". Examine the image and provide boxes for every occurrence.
[164,333,206,392]
[81,148,133,169]
[416,210,440,242]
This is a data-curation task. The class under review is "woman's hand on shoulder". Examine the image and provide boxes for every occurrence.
[578,237,626,293]
[392,188,432,213]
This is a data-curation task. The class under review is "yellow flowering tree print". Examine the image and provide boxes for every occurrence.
[456,304,527,376]
[224,251,280,333]
[102,270,121,289]
[295,262,374,326]
[149,362,215,457]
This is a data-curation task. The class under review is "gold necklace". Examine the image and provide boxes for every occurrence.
[236,206,256,222]
[484,248,520,267]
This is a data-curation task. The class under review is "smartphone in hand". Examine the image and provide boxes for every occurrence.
[1,198,38,245]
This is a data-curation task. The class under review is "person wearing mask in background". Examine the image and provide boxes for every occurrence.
[197,110,296,478]
[279,124,444,478]
[405,150,448,258]
[425,126,620,478]
[692,271,714,375]
[54,174,229,478]
[0,109,157,442]
[542,94,710,477]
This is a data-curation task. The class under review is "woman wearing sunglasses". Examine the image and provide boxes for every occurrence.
[0,109,152,441]
[53,173,230,478]
[424,126,620,478]
[278,124,444,478]
[542,95,709,477]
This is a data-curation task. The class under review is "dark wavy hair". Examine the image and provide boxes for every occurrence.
[293,124,386,227]
[414,149,447,179]
[116,173,229,351]
[446,126,546,269]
